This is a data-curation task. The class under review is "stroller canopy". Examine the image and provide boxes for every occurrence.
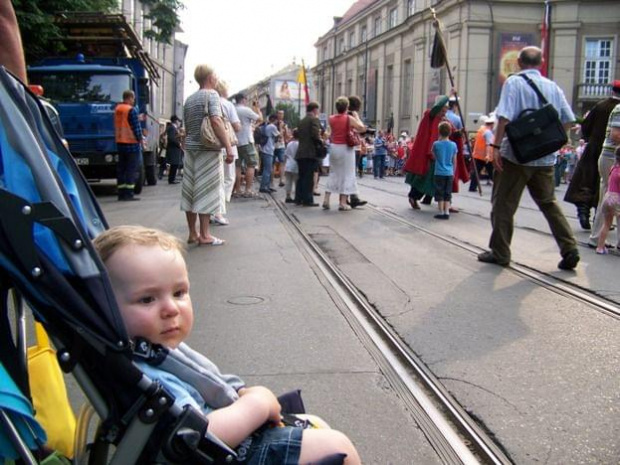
[0,66,128,351]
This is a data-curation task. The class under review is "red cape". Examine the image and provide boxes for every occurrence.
[403,109,470,192]
[403,110,438,176]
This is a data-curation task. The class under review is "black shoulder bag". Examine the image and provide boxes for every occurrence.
[505,74,568,164]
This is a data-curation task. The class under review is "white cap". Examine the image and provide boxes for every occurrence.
[485,113,496,124]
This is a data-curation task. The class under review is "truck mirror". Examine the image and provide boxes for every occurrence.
[138,78,150,105]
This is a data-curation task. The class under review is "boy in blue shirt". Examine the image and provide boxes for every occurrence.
[93,225,361,465]
[432,122,458,219]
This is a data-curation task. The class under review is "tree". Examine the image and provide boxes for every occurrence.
[139,0,184,44]
[13,0,182,64]
[276,102,301,130]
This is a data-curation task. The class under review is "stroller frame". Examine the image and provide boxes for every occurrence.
[0,66,237,464]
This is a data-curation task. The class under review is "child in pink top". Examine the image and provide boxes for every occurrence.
[596,147,620,254]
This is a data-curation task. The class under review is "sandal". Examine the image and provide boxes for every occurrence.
[198,237,226,246]
[322,203,330,210]
[338,205,351,211]
[212,216,230,226]
[408,197,420,210]
[595,248,608,255]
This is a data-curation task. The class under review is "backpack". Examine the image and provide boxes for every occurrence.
[254,123,269,147]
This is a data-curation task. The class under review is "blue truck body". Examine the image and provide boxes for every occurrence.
[28,57,149,184]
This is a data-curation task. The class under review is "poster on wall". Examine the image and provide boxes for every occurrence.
[499,33,535,87]
[273,79,307,102]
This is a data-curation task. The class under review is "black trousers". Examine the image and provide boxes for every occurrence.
[296,158,319,204]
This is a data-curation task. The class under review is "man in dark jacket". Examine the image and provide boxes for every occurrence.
[294,102,323,206]
[564,81,620,229]
[166,115,184,184]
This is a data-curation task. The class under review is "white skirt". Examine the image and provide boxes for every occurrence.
[326,143,358,195]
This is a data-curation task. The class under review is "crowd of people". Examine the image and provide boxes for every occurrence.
[146,47,619,270]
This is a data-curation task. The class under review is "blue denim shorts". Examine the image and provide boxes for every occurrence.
[235,426,303,464]
[274,147,285,163]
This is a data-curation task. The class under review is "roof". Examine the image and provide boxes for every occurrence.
[317,0,378,42]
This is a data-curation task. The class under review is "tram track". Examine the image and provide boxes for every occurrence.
[269,196,513,465]
[367,204,620,319]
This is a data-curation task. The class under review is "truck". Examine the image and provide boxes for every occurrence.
[27,13,159,193]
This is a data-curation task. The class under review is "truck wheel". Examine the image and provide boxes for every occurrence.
[145,164,157,186]
[134,166,145,194]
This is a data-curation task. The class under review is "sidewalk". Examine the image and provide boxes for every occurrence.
[101,186,440,464]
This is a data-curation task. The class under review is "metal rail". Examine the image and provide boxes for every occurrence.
[270,197,512,465]
[371,205,620,320]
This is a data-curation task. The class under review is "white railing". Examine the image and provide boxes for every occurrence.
[577,83,612,100]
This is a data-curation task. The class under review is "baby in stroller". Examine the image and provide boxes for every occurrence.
[93,225,361,465]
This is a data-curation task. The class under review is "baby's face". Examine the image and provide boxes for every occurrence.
[105,244,193,348]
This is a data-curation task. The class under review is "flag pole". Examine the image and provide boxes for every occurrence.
[431,8,482,196]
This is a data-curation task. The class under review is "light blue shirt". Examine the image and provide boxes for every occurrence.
[496,69,575,167]
[446,109,463,130]
[432,140,457,176]
[261,123,279,155]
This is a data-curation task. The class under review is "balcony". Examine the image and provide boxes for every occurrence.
[577,83,612,100]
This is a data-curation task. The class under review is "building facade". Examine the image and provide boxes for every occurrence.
[117,0,187,122]
[313,0,619,134]
[240,63,314,119]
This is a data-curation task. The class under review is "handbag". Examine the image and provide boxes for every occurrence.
[200,92,238,150]
[27,322,76,458]
[505,74,568,164]
[315,140,327,159]
[346,115,361,147]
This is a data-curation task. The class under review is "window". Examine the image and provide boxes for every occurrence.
[374,16,381,37]
[28,72,132,103]
[323,46,328,61]
[361,25,367,43]
[407,0,416,16]
[338,38,345,54]
[358,73,365,101]
[401,60,412,116]
[346,78,353,96]
[584,38,613,84]
[349,31,356,49]
[389,8,398,28]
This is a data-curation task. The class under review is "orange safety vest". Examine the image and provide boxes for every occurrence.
[114,103,138,144]
[472,125,490,161]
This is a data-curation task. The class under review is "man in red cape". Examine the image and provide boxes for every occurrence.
[403,95,469,209]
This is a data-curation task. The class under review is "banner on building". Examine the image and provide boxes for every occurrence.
[498,33,535,87]
[274,79,307,102]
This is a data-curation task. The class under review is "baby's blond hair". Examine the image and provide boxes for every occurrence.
[93,225,185,263]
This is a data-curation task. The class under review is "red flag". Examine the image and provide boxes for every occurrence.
[540,1,551,77]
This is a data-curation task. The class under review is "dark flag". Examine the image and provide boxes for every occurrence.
[265,93,274,116]
[430,23,447,69]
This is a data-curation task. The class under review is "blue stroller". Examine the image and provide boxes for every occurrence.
[0,65,238,464]
[0,66,347,465]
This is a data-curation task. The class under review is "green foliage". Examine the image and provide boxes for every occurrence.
[276,102,301,129]
[140,0,184,44]
[13,0,183,64]
[13,0,117,63]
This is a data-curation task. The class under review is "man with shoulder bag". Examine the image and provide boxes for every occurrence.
[477,46,580,270]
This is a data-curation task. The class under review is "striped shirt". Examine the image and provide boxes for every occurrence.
[183,89,223,151]
[601,103,620,159]
[496,69,575,167]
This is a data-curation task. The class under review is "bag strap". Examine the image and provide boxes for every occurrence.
[519,73,549,106]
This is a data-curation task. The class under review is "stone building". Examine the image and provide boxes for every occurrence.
[313,0,619,134]
[117,0,187,122]
[239,63,314,119]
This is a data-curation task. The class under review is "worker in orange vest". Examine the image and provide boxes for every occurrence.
[468,114,495,192]
[114,89,143,201]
